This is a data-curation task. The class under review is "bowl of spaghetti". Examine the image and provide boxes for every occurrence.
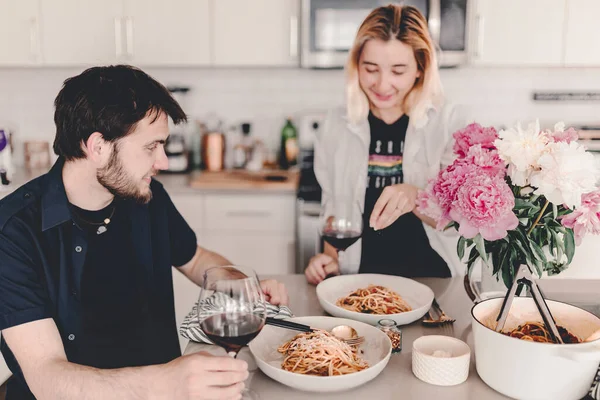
[471,297,600,400]
[248,316,392,392]
[316,274,434,325]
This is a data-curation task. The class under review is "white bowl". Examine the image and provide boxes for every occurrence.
[412,335,470,386]
[316,274,434,325]
[248,316,392,392]
[472,297,600,400]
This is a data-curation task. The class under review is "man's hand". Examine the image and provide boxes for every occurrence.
[304,253,339,285]
[259,279,289,306]
[370,184,419,230]
[155,352,248,400]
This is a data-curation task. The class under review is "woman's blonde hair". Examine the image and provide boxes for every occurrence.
[346,4,444,127]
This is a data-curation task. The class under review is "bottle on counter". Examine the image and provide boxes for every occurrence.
[278,118,298,170]
[233,122,253,169]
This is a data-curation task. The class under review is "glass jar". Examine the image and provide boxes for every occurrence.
[378,319,402,353]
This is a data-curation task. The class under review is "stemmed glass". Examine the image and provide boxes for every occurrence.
[197,265,266,399]
[319,198,363,274]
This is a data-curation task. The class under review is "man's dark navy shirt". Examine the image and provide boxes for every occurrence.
[0,158,198,399]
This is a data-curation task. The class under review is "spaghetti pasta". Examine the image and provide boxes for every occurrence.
[277,329,369,376]
[336,285,412,314]
[502,322,580,344]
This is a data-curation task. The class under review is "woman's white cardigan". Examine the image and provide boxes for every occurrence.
[313,103,468,276]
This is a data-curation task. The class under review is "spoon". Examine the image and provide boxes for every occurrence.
[330,325,365,345]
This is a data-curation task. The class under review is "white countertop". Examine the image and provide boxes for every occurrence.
[184,275,600,400]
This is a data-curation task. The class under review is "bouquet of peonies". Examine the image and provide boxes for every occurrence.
[417,120,600,288]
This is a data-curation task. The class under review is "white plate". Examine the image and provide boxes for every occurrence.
[316,274,434,325]
[248,316,391,393]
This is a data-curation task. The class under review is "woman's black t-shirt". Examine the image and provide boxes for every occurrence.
[359,112,450,278]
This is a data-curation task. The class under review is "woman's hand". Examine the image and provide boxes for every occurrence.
[304,253,339,285]
[370,184,419,230]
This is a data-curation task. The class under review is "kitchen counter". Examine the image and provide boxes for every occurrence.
[184,275,600,400]
[0,168,299,198]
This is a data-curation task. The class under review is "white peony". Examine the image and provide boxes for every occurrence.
[494,120,550,186]
[529,141,598,209]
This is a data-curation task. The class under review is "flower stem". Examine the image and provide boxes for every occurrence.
[527,200,549,236]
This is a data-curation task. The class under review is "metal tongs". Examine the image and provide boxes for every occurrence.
[495,264,564,344]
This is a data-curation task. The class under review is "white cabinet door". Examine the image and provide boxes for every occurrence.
[564,0,600,66]
[123,0,210,66]
[39,0,123,65]
[0,0,41,65]
[200,233,295,276]
[470,0,566,66]
[213,0,299,66]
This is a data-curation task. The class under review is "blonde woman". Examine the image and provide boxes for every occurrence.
[305,4,466,285]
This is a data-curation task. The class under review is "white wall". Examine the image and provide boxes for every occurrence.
[1,66,600,166]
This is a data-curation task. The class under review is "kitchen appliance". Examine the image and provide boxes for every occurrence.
[295,111,327,272]
[201,131,226,172]
[164,86,191,173]
[300,0,469,69]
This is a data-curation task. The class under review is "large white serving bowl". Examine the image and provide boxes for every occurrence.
[316,274,434,325]
[248,316,392,392]
[472,297,600,400]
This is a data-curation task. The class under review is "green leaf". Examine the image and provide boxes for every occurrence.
[494,244,510,276]
[457,236,467,260]
[552,203,558,220]
[551,229,564,261]
[529,240,547,263]
[474,234,489,267]
[564,229,575,264]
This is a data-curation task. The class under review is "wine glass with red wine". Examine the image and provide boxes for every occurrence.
[197,266,266,400]
[319,199,363,274]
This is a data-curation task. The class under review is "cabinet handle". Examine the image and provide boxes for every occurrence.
[475,14,485,58]
[226,211,271,218]
[114,17,123,58]
[125,17,134,58]
[29,17,40,62]
[289,15,298,58]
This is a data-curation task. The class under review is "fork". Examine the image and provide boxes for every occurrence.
[422,298,456,327]
[340,336,365,346]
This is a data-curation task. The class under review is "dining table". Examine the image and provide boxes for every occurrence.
[184,274,600,400]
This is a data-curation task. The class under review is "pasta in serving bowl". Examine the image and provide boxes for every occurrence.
[248,316,391,392]
[316,274,434,325]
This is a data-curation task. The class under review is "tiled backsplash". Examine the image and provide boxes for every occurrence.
[1,66,599,166]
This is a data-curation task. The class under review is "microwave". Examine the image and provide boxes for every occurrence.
[300,0,469,69]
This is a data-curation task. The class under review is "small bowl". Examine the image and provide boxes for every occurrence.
[412,335,470,386]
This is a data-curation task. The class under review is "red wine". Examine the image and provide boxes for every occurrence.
[322,230,361,251]
[201,313,265,354]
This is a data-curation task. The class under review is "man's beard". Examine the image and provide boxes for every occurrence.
[97,144,152,204]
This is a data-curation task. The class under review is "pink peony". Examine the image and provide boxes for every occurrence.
[432,161,480,219]
[449,173,519,241]
[459,145,506,179]
[560,190,600,245]
[453,123,499,158]
[547,126,578,144]
[416,185,450,230]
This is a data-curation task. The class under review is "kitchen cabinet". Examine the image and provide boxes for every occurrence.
[39,0,123,66]
[213,0,299,66]
[563,0,600,66]
[470,0,566,66]
[0,0,41,66]
[169,192,296,276]
[122,0,211,66]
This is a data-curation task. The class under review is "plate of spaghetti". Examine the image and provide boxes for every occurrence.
[316,274,434,325]
[248,316,392,392]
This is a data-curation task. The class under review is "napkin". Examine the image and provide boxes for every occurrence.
[179,292,294,344]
